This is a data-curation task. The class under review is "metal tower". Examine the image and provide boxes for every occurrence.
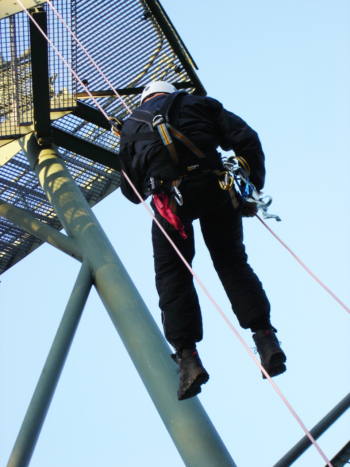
[0,1,348,466]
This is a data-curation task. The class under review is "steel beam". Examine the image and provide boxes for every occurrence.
[0,199,82,261]
[72,101,112,131]
[0,0,45,20]
[75,81,197,101]
[7,261,93,467]
[274,393,350,467]
[143,0,206,96]
[0,133,36,167]
[51,127,121,171]
[29,9,52,142]
[22,138,237,467]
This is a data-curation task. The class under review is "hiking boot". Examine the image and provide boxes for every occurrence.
[171,349,209,400]
[253,328,287,379]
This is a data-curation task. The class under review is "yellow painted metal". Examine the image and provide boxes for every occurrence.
[0,133,35,167]
[0,0,47,19]
[0,198,83,261]
[0,110,72,167]
[20,141,237,467]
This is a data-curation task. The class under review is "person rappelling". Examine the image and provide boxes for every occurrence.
[116,81,287,401]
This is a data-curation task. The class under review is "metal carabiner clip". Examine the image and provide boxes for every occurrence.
[152,114,165,127]
[108,116,123,137]
[173,186,183,206]
[218,171,234,191]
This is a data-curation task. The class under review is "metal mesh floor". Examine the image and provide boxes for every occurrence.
[0,0,77,138]
[0,0,205,274]
[73,0,199,122]
[0,149,120,273]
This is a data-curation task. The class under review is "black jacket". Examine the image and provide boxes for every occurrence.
[119,92,266,204]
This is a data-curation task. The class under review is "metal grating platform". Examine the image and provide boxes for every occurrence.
[0,0,77,138]
[0,148,120,273]
[73,0,202,122]
[0,0,206,274]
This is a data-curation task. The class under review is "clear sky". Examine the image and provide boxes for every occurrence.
[1,1,350,466]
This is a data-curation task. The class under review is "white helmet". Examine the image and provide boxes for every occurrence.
[140,81,176,104]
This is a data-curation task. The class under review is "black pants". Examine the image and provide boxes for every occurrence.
[152,175,271,351]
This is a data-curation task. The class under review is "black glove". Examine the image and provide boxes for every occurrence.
[241,200,258,217]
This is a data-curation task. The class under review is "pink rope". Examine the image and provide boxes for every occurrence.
[255,214,350,315]
[122,172,332,467]
[17,0,110,121]
[18,4,332,463]
[45,0,132,115]
[43,0,349,318]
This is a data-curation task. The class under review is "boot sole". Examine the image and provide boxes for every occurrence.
[262,351,287,379]
[178,371,209,401]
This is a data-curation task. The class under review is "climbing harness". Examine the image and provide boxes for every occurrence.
[122,91,242,237]
[19,6,346,465]
[123,93,281,223]
[122,91,240,222]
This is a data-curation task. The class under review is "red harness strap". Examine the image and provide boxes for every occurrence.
[153,194,187,239]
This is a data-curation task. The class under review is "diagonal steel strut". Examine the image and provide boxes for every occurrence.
[7,261,93,467]
[15,137,237,467]
[0,199,82,261]
[274,392,350,467]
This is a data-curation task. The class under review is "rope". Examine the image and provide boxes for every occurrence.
[45,0,132,115]
[255,214,350,315]
[19,4,333,465]
[122,172,333,467]
[17,0,112,121]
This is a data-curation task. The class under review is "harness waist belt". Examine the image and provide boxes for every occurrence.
[150,157,223,181]
[142,159,222,195]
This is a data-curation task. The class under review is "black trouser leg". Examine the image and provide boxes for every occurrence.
[200,199,271,330]
[152,216,202,349]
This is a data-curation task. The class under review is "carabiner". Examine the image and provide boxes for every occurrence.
[173,186,183,206]
[152,114,165,127]
[108,116,123,137]
[218,171,234,191]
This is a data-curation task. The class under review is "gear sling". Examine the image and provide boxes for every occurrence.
[120,91,240,235]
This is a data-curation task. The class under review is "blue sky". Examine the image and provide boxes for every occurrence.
[1,1,350,466]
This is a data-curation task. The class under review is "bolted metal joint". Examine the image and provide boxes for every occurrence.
[37,135,54,147]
